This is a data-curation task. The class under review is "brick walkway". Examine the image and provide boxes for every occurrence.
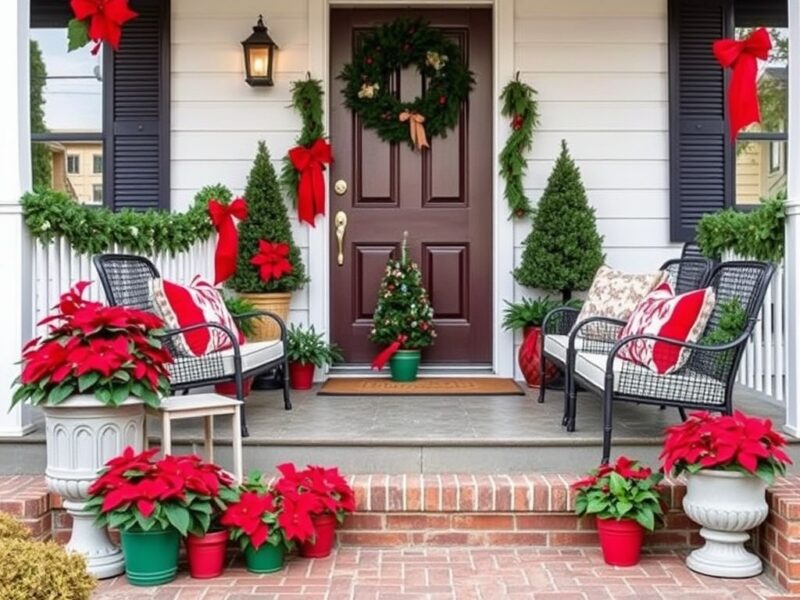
[93,547,792,599]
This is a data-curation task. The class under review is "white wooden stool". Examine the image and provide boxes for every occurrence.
[144,393,244,483]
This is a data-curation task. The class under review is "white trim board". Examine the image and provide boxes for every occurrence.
[306,0,515,379]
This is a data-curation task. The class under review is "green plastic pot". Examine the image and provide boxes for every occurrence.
[244,543,285,574]
[120,528,181,586]
[389,349,421,382]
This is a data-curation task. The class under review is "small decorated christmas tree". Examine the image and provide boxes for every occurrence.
[228,141,306,293]
[514,140,604,301]
[370,233,436,354]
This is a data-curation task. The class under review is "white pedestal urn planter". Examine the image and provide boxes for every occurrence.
[682,469,769,578]
[43,394,145,579]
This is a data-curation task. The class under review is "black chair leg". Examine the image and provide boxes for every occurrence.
[601,380,614,464]
[678,407,688,421]
[537,339,547,404]
[282,363,292,410]
[239,402,250,438]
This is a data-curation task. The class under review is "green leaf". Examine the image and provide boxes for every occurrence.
[78,372,101,392]
[111,382,132,406]
[67,18,89,52]
[634,509,655,532]
[616,501,633,516]
[608,472,627,497]
[47,383,74,405]
[164,504,191,536]
[586,498,607,515]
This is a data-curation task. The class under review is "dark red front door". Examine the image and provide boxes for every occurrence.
[329,8,493,365]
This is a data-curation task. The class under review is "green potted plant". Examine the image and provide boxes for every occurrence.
[370,233,436,382]
[227,141,307,341]
[502,297,562,388]
[286,324,342,390]
[214,295,260,398]
[572,456,664,567]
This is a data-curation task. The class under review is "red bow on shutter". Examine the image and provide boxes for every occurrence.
[208,197,248,285]
[288,139,333,227]
[713,27,772,140]
[371,335,408,371]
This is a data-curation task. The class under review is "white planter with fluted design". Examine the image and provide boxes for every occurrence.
[682,469,768,578]
[43,395,145,579]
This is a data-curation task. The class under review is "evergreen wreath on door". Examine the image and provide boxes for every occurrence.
[338,18,475,150]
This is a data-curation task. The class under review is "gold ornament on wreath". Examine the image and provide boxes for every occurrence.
[338,18,475,151]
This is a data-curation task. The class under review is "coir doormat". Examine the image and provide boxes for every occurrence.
[318,377,524,396]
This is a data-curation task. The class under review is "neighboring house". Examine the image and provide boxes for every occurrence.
[47,139,103,205]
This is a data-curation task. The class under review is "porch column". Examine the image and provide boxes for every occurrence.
[784,0,800,436]
[0,0,35,436]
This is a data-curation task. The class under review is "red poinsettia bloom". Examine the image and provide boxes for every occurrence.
[250,240,293,283]
[221,491,276,550]
[277,492,318,543]
[275,462,356,519]
[70,0,138,54]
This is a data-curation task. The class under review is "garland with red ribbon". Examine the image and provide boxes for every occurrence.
[208,197,248,285]
[371,335,408,371]
[250,240,293,283]
[713,27,773,140]
[288,139,333,226]
[68,0,138,54]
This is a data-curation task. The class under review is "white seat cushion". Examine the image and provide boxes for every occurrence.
[574,351,726,406]
[543,334,584,364]
[218,340,284,375]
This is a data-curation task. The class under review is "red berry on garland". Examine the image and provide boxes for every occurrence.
[439,95,447,105]
[365,57,373,65]
[511,114,525,130]
[403,43,411,51]
[515,208,526,218]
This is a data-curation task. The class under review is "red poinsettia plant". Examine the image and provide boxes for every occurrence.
[250,240,293,283]
[274,463,356,524]
[68,0,138,54]
[13,282,172,409]
[660,410,792,485]
[85,447,237,536]
[572,456,665,532]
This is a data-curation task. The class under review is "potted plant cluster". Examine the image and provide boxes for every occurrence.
[502,297,565,388]
[13,282,173,578]
[661,410,792,578]
[370,233,436,382]
[86,448,238,585]
[286,324,343,390]
[573,456,665,567]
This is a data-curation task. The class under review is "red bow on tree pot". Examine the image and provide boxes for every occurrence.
[69,0,138,55]
[250,240,293,283]
[208,197,248,285]
[288,139,333,227]
[371,335,408,371]
[713,27,772,139]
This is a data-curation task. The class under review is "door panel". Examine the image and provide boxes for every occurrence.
[330,8,492,364]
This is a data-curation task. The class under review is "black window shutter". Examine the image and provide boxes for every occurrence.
[668,0,733,242]
[104,0,170,211]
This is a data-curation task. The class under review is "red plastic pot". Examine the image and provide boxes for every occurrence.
[289,361,316,390]
[595,517,645,567]
[214,377,253,398]
[519,326,559,388]
[186,530,229,579]
[299,513,337,558]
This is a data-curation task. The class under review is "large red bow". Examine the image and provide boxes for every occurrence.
[70,0,138,55]
[288,139,333,227]
[713,28,772,139]
[208,198,248,285]
[250,240,293,283]
[371,335,408,371]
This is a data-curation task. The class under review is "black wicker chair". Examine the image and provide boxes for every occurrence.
[564,261,775,463]
[93,254,291,437]
[538,254,715,423]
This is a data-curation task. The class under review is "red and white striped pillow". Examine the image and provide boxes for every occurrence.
[150,276,244,357]
[616,282,716,375]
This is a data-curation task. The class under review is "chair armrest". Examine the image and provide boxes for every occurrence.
[568,316,627,355]
[542,307,581,336]
[231,310,287,341]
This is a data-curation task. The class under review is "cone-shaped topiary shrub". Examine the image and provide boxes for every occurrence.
[0,512,31,540]
[227,141,307,293]
[0,538,95,599]
[514,140,604,301]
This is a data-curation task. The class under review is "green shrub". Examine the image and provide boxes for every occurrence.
[0,512,31,540]
[287,324,343,367]
[0,538,95,600]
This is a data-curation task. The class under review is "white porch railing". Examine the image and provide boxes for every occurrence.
[31,236,215,338]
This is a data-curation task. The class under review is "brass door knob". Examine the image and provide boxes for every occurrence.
[334,179,348,196]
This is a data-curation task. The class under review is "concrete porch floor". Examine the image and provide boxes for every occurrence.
[2,384,796,475]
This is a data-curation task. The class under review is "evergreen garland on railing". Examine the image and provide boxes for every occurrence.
[499,75,540,218]
[22,184,232,255]
[696,194,785,262]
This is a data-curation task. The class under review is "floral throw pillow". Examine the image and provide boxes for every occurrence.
[150,276,244,357]
[575,266,666,340]
[617,281,716,375]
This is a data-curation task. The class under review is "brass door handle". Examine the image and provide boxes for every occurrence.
[335,211,348,266]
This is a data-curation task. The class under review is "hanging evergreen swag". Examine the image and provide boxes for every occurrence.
[280,76,332,226]
[499,75,540,218]
[339,18,474,150]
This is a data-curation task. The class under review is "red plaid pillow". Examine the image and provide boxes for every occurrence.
[617,282,716,375]
[150,276,244,357]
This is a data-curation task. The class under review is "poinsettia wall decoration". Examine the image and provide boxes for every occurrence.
[68,0,138,54]
[250,240,293,283]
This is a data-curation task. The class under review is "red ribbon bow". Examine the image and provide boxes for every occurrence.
[250,240,293,283]
[70,0,138,55]
[713,27,772,140]
[208,198,248,285]
[371,335,408,371]
[288,139,333,227]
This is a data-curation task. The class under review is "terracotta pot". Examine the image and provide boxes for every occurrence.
[289,362,315,390]
[519,326,558,388]
[595,517,645,567]
[214,377,254,398]
[299,513,338,558]
[186,530,228,579]
[237,292,292,342]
